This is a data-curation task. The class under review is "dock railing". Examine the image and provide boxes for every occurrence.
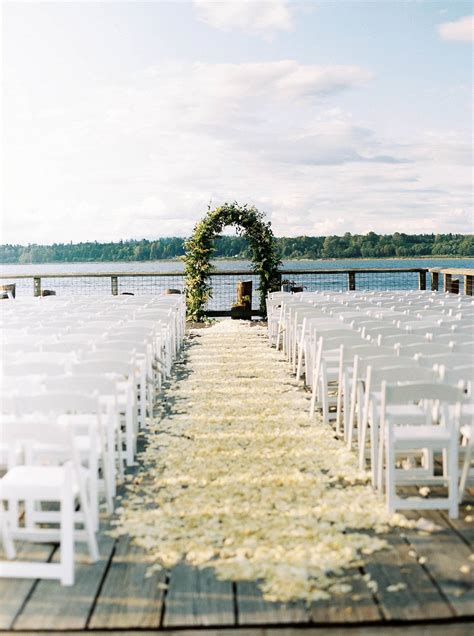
[1,267,472,315]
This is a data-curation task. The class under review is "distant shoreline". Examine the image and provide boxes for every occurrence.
[1,255,472,266]
[0,254,474,266]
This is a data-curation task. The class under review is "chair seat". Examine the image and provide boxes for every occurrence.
[0,465,80,498]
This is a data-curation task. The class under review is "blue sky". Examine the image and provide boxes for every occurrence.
[1,0,472,243]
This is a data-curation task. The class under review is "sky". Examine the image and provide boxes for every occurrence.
[1,0,473,244]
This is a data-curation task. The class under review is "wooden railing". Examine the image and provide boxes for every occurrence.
[1,267,472,314]
[429,268,473,295]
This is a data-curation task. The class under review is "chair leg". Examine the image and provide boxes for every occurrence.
[335,371,344,436]
[76,478,99,564]
[459,443,473,503]
[448,441,459,519]
[60,488,74,586]
[0,501,15,560]
[386,438,395,512]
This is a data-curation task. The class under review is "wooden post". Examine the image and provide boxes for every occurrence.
[431,271,439,291]
[111,275,118,296]
[348,272,356,291]
[231,280,252,319]
[418,270,426,291]
[33,276,41,297]
[443,273,452,293]
[464,274,473,296]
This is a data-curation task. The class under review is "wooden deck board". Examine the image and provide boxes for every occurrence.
[364,530,453,621]
[309,568,382,624]
[88,534,165,629]
[163,562,235,627]
[0,543,56,630]
[236,580,310,625]
[404,511,474,617]
[14,531,115,631]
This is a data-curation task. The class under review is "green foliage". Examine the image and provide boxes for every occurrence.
[1,233,473,265]
[183,202,282,322]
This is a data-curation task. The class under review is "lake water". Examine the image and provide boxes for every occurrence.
[1,258,472,309]
[0,257,473,275]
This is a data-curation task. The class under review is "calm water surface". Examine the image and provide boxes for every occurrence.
[1,257,473,275]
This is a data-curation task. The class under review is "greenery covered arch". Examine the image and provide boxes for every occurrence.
[184,202,281,321]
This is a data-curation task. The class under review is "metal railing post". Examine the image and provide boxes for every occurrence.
[464,274,473,296]
[348,272,356,291]
[33,276,42,297]
[443,273,452,293]
[418,270,427,291]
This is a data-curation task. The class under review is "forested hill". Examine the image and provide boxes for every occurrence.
[1,233,473,264]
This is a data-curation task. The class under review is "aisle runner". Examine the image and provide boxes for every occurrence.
[114,320,407,602]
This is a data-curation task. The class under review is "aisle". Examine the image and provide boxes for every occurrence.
[115,320,403,603]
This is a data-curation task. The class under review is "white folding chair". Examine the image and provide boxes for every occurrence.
[380,382,464,518]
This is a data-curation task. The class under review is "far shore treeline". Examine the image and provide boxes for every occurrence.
[1,233,473,264]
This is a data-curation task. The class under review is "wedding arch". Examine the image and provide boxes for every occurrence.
[184,202,281,321]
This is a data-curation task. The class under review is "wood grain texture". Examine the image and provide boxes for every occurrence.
[163,563,234,627]
[364,531,453,621]
[404,511,474,617]
[0,543,55,630]
[88,535,165,629]
[14,532,114,631]
[236,580,310,625]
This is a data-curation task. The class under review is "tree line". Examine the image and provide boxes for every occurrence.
[1,233,473,264]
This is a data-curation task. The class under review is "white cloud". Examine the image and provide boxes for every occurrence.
[438,15,474,42]
[2,59,472,243]
[193,0,293,38]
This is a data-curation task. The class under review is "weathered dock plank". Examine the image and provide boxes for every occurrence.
[88,535,165,629]
[14,531,114,631]
[309,568,381,624]
[364,530,453,621]
[404,511,474,617]
[163,562,234,627]
[236,580,310,625]
[0,543,55,630]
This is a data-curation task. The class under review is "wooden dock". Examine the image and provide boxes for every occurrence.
[1,323,473,634]
[1,488,473,633]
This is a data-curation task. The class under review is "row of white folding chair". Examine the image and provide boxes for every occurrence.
[0,413,99,585]
[1,356,138,468]
[345,349,473,449]
[2,390,115,529]
[347,356,473,499]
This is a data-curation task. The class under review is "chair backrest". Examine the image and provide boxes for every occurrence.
[367,365,438,391]
[382,381,465,406]
[0,414,73,449]
[17,392,100,416]
[380,333,428,346]
[417,353,473,369]
[44,374,118,397]
[397,342,453,356]
[2,361,66,377]
[71,359,133,379]
[80,350,135,365]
